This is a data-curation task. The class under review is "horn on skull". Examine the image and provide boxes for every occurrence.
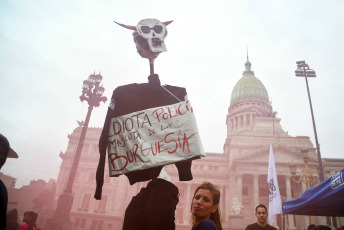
[163,20,173,26]
[114,21,137,31]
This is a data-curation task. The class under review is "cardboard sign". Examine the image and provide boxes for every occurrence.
[107,100,205,176]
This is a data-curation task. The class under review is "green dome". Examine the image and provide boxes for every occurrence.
[230,59,269,105]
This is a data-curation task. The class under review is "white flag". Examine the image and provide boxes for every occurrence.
[267,144,282,225]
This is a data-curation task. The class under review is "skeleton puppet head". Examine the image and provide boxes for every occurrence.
[114,19,172,60]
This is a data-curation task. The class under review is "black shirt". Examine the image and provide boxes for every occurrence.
[245,223,277,230]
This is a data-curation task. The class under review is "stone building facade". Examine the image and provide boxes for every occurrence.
[54,59,344,230]
[1,174,56,227]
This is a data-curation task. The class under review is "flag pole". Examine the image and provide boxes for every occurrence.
[281,213,284,230]
[268,144,283,228]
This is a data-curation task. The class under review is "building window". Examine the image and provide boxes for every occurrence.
[97,221,103,230]
[280,188,286,197]
[81,194,91,211]
[74,218,80,227]
[98,195,107,212]
[259,188,269,196]
[80,219,86,228]
[90,220,104,230]
[243,187,248,196]
[246,114,250,125]
[240,115,244,126]
[91,220,97,229]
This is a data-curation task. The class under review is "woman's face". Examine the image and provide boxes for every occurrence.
[192,189,218,222]
[23,214,31,224]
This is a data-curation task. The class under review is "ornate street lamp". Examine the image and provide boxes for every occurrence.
[289,148,318,224]
[45,73,107,230]
[289,148,318,189]
[64,73,107,193]
[295,61,325,183]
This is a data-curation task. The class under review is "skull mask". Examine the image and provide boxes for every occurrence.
[136,18,168,53]
[114,19,172,60]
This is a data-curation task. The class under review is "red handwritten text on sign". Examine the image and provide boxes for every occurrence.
[107,100,204,175]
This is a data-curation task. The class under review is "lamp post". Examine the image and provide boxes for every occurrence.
[295,60,333,227]
[45,73,107,230]
[295,61,325,183]
[289,148,318,224]
[289,148,318,187]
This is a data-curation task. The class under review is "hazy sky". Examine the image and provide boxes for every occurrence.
[1,0,343,187]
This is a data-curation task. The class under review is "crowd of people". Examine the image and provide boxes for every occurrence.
[1,133,342,230]
[4,210,40,230]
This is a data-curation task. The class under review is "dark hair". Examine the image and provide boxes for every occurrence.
[7,208,18,220]
[307,224,316,230]
[255,204,268,213]
[191,181,222,230]
[313,225,332,230]
[24,211,38,230]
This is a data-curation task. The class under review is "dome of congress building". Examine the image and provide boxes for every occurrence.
[230,58,269,106]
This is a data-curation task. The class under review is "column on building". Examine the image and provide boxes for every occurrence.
[285,175,296,230]
[236,173,243,202]
[183,183,192,224]
[228,172,236,216]
[225,178,230,217]
[302,182,310,227]
[246,113,251,126]
[219,186,225,218]
[253,174,259,207]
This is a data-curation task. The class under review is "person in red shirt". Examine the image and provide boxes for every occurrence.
[18,211,40,230]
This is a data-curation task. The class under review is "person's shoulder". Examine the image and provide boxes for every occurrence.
[245,223,257,230]
[267,224,277,230]
[193,219,218,230]
[18,223,29,230]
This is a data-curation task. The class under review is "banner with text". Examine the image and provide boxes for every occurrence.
[107,100,205,176]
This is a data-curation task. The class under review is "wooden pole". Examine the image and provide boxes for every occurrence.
[149,59,155,75]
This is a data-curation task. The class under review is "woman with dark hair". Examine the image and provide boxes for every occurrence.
[190,181,222,230]
[18,211,40,230]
